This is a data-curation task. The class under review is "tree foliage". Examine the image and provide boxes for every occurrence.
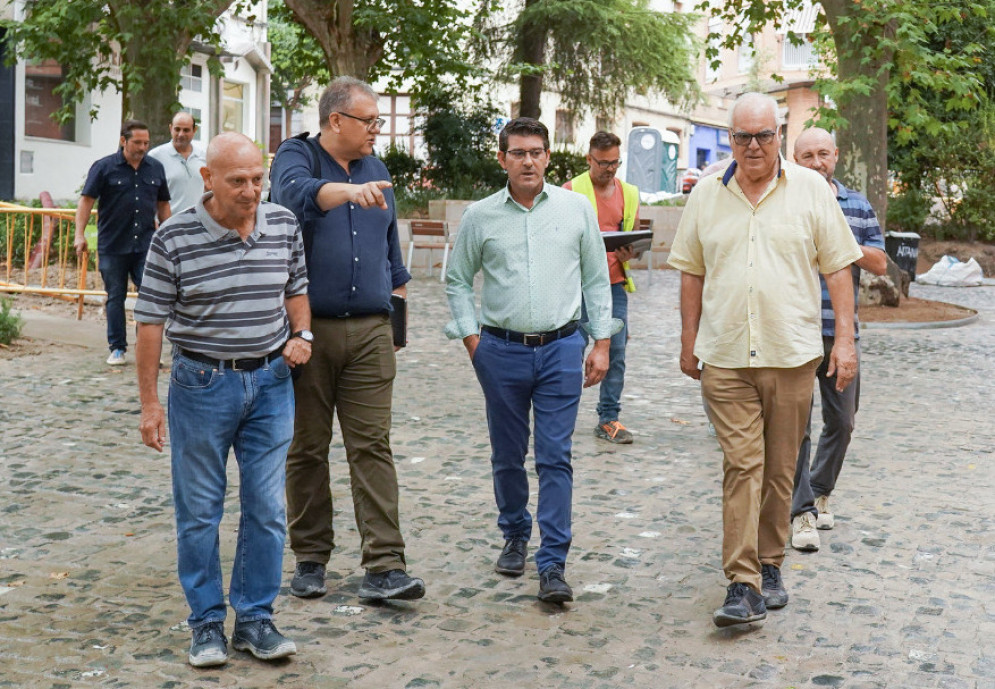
[477,0,701,120]
[698,0,988,221]
[887,1,995,240]
[2,0,244,142]
[416,86,506,199]
[278,0,480,95]
[269,0,330,112]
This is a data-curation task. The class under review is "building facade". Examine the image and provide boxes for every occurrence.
[1,1,271,203]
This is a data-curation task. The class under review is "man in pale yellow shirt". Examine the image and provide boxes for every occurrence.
[668,93,862,628]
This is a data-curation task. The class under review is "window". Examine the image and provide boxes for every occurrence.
[555,109,574,145]
[24,59,75,141]
[738,33,755,73]
[180,64,203,93]
[783,34,818,70]
[705,18,723,83]
[181,106,203,141]
[376,94,417,155]
[221,82,245,133]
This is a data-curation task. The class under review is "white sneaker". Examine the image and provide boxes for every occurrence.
[106,349,126,366]
[815,495,835,530]
[791,512,820,551]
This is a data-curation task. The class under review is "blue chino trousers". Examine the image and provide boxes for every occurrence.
[471,329,585,574]
[167,352,294,629]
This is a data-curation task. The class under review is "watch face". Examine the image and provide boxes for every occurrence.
[296,330,314,342]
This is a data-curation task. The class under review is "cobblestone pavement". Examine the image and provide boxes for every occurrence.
[2,271,994,689]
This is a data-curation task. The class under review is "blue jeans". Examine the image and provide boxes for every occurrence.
[472,329,584,573]
[582,282,628,424]
[167,351,294,629]
[98,251,146,352]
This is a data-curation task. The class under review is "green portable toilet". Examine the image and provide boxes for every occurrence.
[660,130,680,193]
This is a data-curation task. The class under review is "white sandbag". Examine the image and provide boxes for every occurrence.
[917,255,984,286]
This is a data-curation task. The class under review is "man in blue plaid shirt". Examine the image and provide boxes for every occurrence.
[789,127,889,552]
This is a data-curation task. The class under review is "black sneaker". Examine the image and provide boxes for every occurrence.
[713,582,767,627]
[290,561,327,598]
[761,563,789,609]
[188,620,228,667]
[231,619,297,661]
[537,564,573,603]
[358,569,426,601]
[494,538,528,576]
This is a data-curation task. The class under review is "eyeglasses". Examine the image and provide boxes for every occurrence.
[504,148,547,160]
[731,130,777,146]
[337,111,386,131]
[591,157,622,170]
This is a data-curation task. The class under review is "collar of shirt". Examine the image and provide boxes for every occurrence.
[721,156,786,186]
[195,192,270,242]
[833,178,850,200]
[500,182,549,211]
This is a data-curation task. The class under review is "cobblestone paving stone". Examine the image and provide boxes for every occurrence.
[1,271,993,688]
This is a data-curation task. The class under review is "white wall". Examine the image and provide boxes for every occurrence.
[15,65,123,203]
[11,2,269,203]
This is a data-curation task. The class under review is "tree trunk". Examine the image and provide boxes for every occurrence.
[823,0,892,227]
[516,0,547,119]
[108,0,233,146]
[284,0,385,80]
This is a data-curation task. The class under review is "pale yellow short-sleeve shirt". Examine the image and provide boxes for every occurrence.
[668,160,863,369]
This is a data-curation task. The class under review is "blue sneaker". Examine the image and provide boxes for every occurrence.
[188,621,227,667]
[106,349,126,366]
[713,582,767,627]
[232,619,296,661]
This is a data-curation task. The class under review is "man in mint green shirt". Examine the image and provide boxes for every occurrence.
[445,117,617,605]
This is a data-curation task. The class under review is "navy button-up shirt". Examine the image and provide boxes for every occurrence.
[269,134,410,319]
[81,150,170,255]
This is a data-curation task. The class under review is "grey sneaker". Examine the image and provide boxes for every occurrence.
[761,563,789,609]
[713,582,767,627]
[791,512,820,551]
[595,420,634,444]
[290,561,327,598]
[231,619,297,661]
[106,349,126,366]
[815,495,835,530]
[358,569,425,601]
[188,621,228,667]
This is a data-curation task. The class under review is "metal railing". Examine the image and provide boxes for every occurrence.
[0,201,109,320]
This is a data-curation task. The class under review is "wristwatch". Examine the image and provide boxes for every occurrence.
[292,329,314,343]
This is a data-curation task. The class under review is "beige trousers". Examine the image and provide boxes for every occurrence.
[701,359,819,592]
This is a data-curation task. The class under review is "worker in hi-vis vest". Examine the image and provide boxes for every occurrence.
[565,131,640,445]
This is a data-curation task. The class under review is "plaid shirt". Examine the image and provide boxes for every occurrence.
[821,180,885,338]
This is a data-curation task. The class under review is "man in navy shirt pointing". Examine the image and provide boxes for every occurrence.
[74,120,170,365]
[270,76,425,603]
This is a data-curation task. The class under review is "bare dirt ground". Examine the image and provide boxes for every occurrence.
[861,295,976,323]
[860,237,992,323]
[917,237,995,277]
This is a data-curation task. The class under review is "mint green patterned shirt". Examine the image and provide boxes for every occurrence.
[444,183,619,341]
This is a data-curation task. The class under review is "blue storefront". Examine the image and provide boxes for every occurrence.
[688,124,731,171]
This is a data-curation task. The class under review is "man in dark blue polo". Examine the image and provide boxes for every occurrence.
[270,76,425,603]
[74,120,171,365]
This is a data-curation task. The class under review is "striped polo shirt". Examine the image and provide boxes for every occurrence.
[820,181,885,339]
[134,193,309,359]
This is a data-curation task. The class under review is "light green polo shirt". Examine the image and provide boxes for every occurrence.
[445,182,619,341]
[668,159,862,369]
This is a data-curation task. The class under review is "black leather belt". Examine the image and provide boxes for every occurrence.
[480,321,579,347]
[177,348,283,371]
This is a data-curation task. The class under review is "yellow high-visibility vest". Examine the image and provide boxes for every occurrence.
[569,171,639,292]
